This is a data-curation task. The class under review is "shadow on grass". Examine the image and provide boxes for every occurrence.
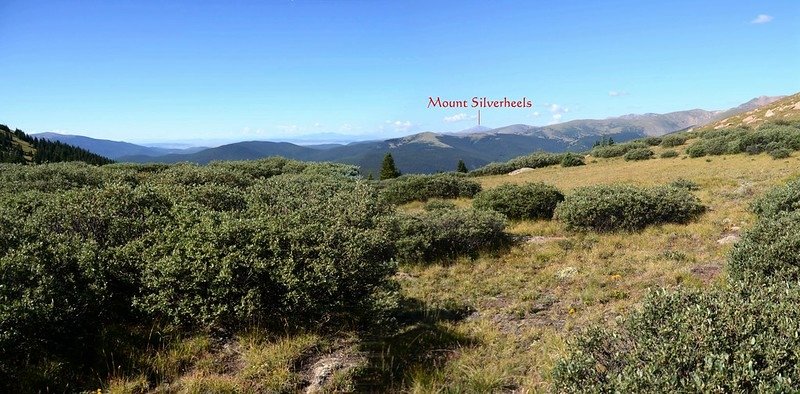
[352,297,477,391]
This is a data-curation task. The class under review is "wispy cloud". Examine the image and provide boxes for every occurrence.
[751,14,773,24]
[608,90,629,97]
[385,120,418,133]
[549,104,568,114]
[443,113,477,123]
[547,104,568,125]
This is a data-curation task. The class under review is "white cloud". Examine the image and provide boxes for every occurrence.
[549,104,568,114]
[532,111,540,117]
[385,120,417,133]
[608,90,629,97]
[751,14,773,24]
[547,104,569,124]
[443,113,477,123]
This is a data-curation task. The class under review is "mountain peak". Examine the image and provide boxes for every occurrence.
[455,125,493,134]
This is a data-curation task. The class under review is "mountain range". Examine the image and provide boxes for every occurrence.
[32,95,787,175]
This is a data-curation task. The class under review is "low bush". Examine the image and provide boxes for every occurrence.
[590,144,629,158]
[560,153,585,167]
[469,152,565,176]
[379,173,481,205]
[751,178,800,218]
[643,137,662,146]
[0,169,401,390]
[423,199,457,211]
[660,149,679,158]
[591,141,649,158]
[394,208,507,263]
[552,282,800,392]
[669,178,699,191]
[623,148,654,161]
[685,123,800,158]
[0,162,134,193]
[728,211,800,284]
[770,148,791,159]
[472,182,564,220]
[554,184,705,231]
[660,133,690,147]
[139,175,399,329]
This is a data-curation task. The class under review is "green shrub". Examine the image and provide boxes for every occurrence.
[684,123,800,158]
[669,178,699,191]
[770,148,791,159]
[394,209,507,263]
[554,184,705,231]
[590,141,649,158]
[138,175,399,328]
[0,165,400,390]
[472,182,564,220]
[560,153,585,167]
[685,143,707,157]
[590,144,629,158]
[470,152,568,176]
[623,148,654,161]
[751,178,800,218]
[0,162,135,193]
[728,211,800,284]
[379,173,481,204]
[552,283,800,392]
[423,199,457,211]
[660,150,679,158]
[643,137,662,146]
[0,184,173,390]
[660,134,690,147]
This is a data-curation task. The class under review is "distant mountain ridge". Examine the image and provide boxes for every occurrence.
[31,94,791,174]
[31,132,205,159]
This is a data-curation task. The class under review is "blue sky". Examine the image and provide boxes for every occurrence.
[1,0,798,144]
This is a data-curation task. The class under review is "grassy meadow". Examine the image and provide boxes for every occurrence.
[395,150,799,392]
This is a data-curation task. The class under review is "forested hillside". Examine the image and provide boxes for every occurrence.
[0,124,113,165]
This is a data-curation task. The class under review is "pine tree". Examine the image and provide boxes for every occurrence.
[456,159,468,173]
[380,153,401,180]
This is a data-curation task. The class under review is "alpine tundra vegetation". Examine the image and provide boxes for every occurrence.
[3,117,800,392]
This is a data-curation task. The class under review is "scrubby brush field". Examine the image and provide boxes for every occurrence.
[3,119,800,393]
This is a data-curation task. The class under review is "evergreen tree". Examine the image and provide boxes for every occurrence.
[457,159,468,173]
[380,153,401,180]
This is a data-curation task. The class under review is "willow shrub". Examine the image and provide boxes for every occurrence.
[469,152,565,176]
[394,208,507,263]
[552,283,800,393]
[554,184,705,231]
[379,173,481,205]
[623,148,654,161]
[751,177,800,218]
[472,182,564,220]
[138,174,399,329]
